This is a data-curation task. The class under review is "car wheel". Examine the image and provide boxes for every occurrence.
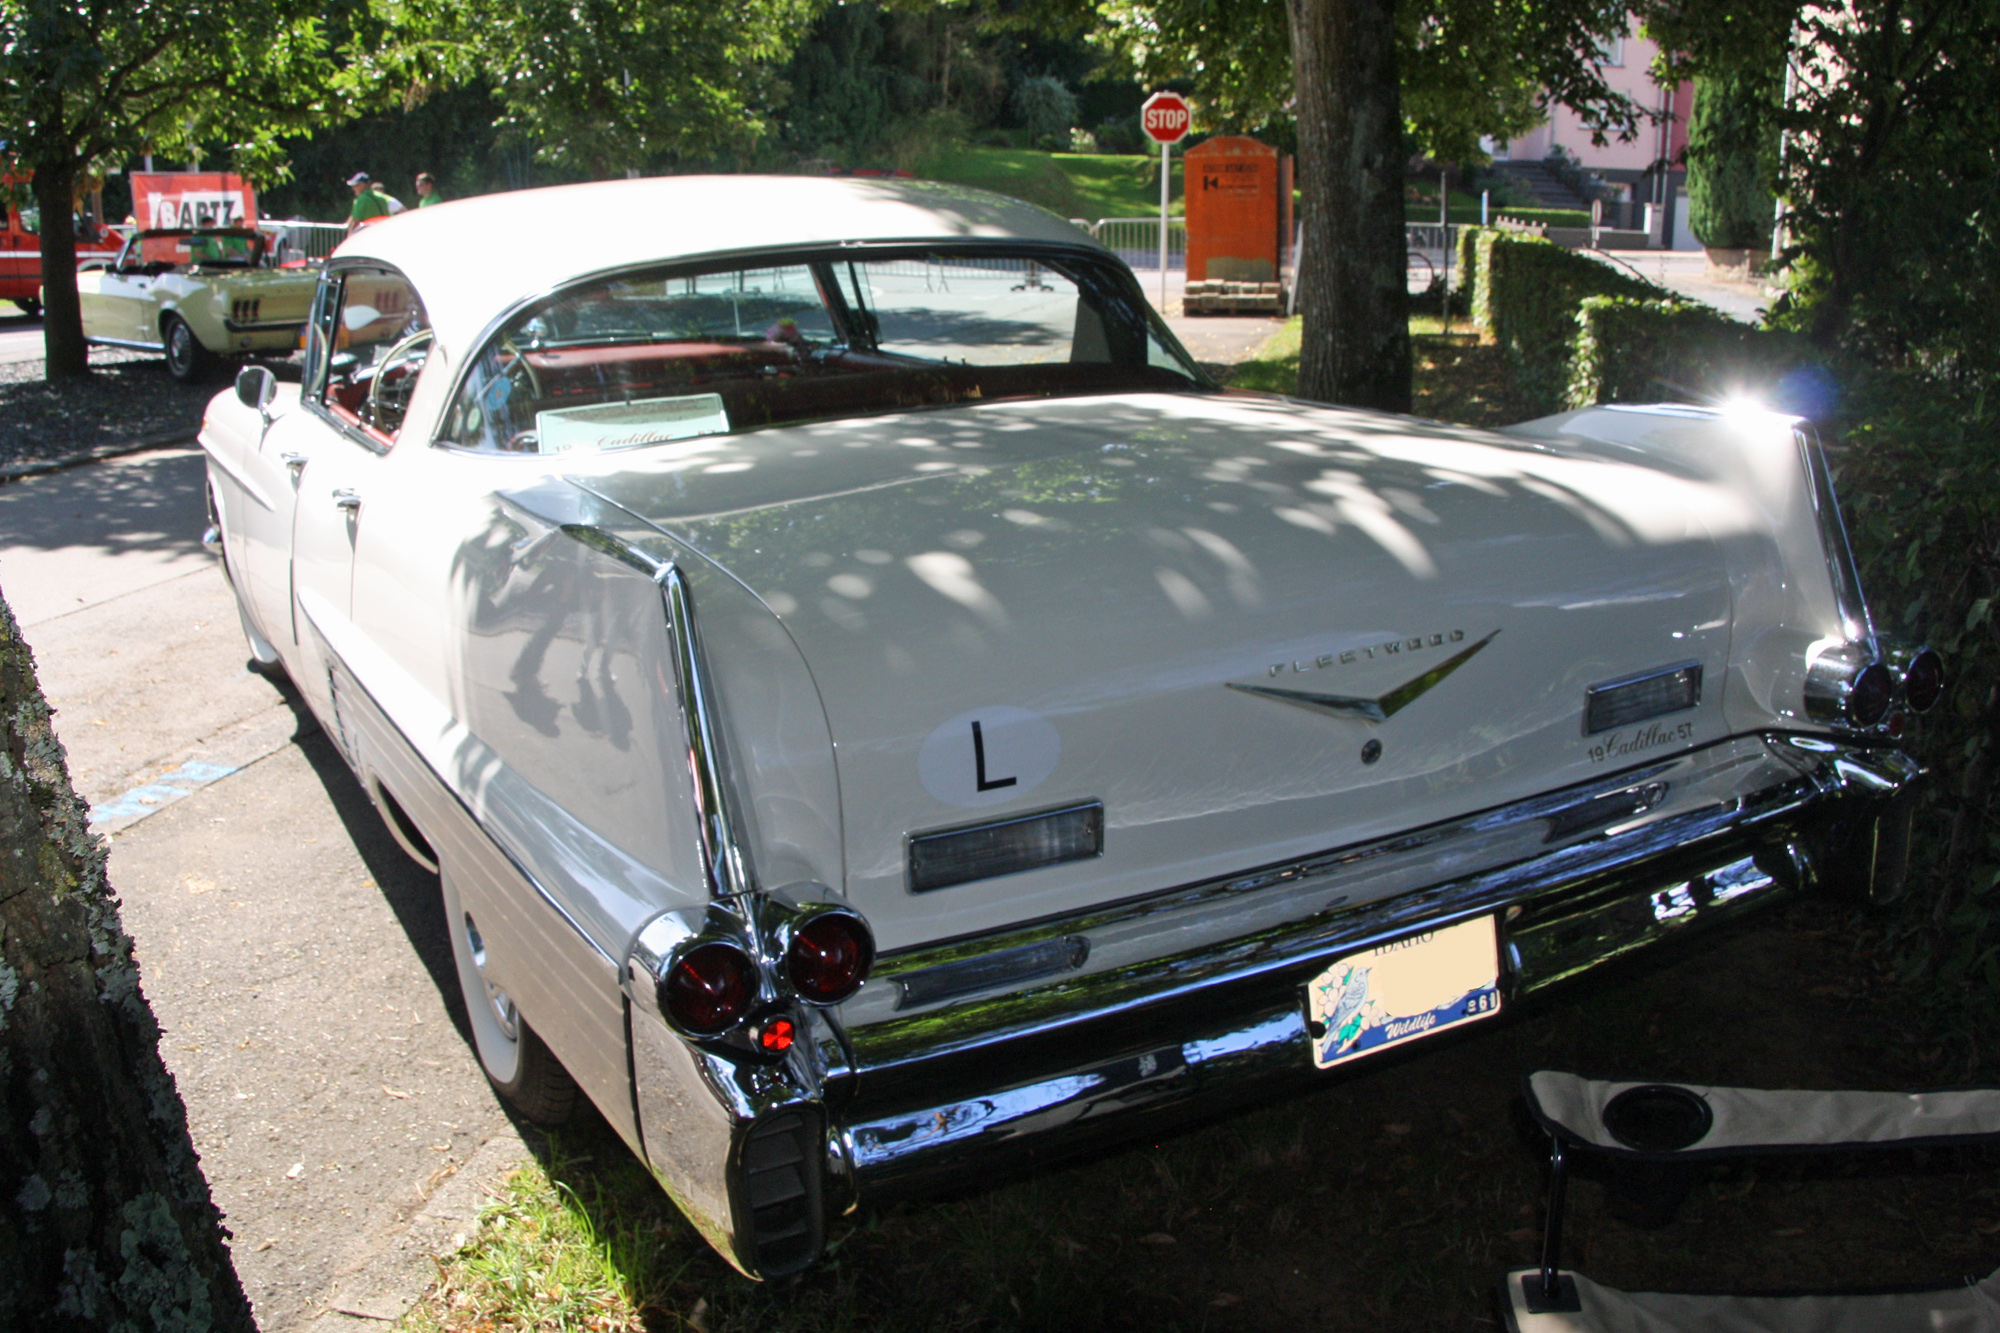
[16,298,40,319]
[162,314,215,383]
[441,864,578,1125]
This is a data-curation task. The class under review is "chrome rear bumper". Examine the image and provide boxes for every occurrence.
[628,733,1921,1278]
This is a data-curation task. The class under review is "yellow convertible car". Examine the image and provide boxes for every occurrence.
[77,227,318,382]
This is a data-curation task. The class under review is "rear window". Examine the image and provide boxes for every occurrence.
[441,246,1203,454]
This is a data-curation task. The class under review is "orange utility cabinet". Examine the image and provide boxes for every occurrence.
[1182,137,1291,314]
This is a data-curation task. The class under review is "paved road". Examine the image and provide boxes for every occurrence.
[0,448,518,1330]
[1,308,45,364]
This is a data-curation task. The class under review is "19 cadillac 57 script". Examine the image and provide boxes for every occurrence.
[198,176,1936,1279]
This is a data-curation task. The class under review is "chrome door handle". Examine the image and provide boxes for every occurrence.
[332,489,362,513]
[280,451,308,473]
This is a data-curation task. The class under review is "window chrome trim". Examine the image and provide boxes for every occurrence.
[426,237,1211,452]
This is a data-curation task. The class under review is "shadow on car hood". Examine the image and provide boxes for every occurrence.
[573,392,1756,950]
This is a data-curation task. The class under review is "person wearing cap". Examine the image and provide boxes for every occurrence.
[415,172,443,207]
[345,172,393,235]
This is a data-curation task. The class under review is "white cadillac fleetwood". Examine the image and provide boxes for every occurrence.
[199,176,1935,1278]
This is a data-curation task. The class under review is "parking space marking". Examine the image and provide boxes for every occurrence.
[89,759,241,834]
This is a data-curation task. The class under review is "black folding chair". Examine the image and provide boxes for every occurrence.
[1504,1070,2000,1331]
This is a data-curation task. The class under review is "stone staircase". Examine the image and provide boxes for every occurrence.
[1490,160,1591,212]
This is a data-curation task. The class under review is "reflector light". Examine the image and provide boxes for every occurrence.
[661,941,755,1035]
[909,801,1104,894]
[1849,662,1893,727]
[756,1017,796,1052]
[1902,648,1944,713]
[1585,662,1702,735]
[786,912,874,1004]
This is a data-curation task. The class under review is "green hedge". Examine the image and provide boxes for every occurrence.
[1474,233,1664,414]
[1566,296,1818,409]
[1456,225,1486,300]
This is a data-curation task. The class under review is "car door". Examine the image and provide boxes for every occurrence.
[79,235,168,345]
[287,262,431,739]
[219,271,343,655]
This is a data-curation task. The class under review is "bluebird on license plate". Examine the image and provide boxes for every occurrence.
[1305,916,1502,1070]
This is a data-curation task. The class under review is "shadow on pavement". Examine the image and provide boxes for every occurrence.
[0,446,207,558]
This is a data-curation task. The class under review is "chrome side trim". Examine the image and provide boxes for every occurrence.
[1797,425,1877,653]
[296,596,615,967]
[842,735,1912,1073]
[84,334,166,352]
[659,563,759,900]
[831,737,1921,1199]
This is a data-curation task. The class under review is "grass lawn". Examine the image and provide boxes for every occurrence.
[1225,316,1537,428]
[917,146,1180,221]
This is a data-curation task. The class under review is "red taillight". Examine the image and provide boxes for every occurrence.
[1849,662,1893,727]
[661,941,755,1035]
[1902,648,1944,713]
[786,912,873,1005]
[755,1017,796,1052]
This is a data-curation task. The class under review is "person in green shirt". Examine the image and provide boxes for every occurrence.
[345,172,393,235]
[415,172,443,207]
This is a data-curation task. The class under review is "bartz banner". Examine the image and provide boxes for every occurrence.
[131,172,257,230]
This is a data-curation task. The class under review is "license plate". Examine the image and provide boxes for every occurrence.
[1305,916,1502,1070]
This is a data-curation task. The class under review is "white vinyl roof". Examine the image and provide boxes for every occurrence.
[331,175,1106,359]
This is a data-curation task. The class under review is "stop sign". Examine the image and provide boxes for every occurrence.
[1141,91,1192,145]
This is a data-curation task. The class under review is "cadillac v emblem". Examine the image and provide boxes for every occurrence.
[1226,630,1500,723]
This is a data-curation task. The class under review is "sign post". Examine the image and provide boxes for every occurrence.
[1141,91,1192,314]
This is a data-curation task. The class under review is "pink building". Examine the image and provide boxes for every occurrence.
[1490,16,1698,248]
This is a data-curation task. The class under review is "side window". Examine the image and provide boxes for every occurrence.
[317,267,431,444]
[301,275,340,399]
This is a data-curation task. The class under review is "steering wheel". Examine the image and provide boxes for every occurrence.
[365,330,435,434]
[499,336,542,400]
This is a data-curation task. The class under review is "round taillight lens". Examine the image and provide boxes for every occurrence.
[661,941,756,1035]
[1849,662,1893,728]
[1902,648,1944,714]
[786,912,874,1005]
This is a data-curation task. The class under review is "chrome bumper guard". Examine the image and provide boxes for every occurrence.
[626,733,1921,1278]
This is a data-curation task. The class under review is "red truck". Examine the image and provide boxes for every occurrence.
[2,174,126,317]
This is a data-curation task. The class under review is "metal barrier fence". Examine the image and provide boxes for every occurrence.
[1074,217,1187,272]
[259,220,346,264]
[1405,222,1457,252]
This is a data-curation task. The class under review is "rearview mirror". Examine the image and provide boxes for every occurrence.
[235,364,277,421]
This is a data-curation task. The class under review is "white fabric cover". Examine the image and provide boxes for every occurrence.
[1503,1269,2000,1333]
[1527,1071,2000,1155]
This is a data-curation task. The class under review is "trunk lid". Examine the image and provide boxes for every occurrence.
[578,392,1749,951]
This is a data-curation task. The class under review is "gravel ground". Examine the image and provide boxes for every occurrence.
[0,346,299,473]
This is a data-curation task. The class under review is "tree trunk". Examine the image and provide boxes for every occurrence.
[34,161,90,381]
[0,592,255,1331]
[1287,0,1411,411]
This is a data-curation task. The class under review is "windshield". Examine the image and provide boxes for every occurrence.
[121,229,266,272]
[443,246,1205,454]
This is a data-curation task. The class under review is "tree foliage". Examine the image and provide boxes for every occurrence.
[1684,72,1773,250]
[355,0,819,178]
[0,0,337,377]
[1769,0,2000,379]
[1096,0,1638,160]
